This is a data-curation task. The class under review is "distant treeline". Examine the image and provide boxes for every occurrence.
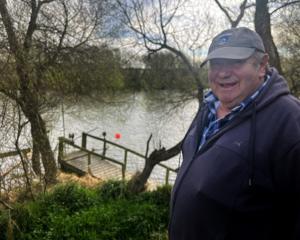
[47,43,299,96]
[42,45,205,95]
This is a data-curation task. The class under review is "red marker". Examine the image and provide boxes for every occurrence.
[115,133,121,139]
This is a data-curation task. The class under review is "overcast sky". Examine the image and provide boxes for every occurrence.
[111,0,259,65]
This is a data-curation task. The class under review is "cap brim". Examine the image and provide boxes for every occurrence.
[200,47,255,67]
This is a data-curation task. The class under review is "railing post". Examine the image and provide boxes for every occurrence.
[88,153,91,165]
[102,132,107,159]
[122,150,128,180]
[82,132,87,148]
[58,137,64,164]
[87,153,92,175]
[165,168,170,185]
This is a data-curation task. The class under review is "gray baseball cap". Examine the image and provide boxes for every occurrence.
[201,27,265,67]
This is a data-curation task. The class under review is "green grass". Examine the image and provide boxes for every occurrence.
[0,181,171,240]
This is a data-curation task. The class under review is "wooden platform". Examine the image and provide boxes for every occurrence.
[58,134,178,185]
[60,151,123,180]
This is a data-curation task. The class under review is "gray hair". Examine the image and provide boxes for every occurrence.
[251,51,269,72]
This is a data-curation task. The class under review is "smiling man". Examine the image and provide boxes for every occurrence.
[169,27,300,240]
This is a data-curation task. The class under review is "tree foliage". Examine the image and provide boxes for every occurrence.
[142,51,196,90]
[0,0,106,184]
[47,45,125,96]
[277,2,300,95]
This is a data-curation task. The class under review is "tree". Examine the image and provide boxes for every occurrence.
[0,94,35,200]
[0,0,104,184]
[254,0,283,73]
[142,51,196,90]
[111,0,214,192]
[214,0,254,28]
[113,0,213,92]
[49,44,125,96]
[128,141,181,193]
[214,0,300,74]
[277,2,300,94]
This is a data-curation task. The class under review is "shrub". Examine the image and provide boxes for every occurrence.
[38,200,167,240]
[97,180,129,201]
[136,184,172,206]
[0,210,9,240]
[1,181,171,240]
[42,183,97,213]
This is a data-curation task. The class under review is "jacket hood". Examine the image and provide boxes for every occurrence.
[253,67,290,112]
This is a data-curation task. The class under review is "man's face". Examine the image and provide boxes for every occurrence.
[208,56,267,109]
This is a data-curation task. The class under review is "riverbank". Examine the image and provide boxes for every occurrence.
[0,177,171,240]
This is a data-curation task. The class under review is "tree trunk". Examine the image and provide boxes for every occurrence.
[28,112,57,184]
[20,92,57,184]
[255,0,283,73]
[128,141,182,193]
[128,161,156,193]
[31,140,41,176]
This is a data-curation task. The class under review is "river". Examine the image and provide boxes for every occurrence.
[2,91,199,185]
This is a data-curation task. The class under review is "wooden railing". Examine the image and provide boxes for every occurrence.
[58,137,127,179]
[82,132,178,185]
[0,148,31,190]
[59,132,178,185]
[0,148,31,159]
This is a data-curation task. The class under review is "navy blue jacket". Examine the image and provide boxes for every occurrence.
[169,68,300,240]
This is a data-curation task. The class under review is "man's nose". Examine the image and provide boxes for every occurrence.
[217,65,232,78]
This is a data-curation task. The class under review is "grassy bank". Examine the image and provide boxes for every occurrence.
[0,181,171,240]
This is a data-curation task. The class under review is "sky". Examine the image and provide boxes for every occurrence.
[110,0,257,66]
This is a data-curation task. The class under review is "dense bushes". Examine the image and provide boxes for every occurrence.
[0,181,171,240]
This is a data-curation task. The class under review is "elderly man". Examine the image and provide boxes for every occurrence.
[169,27,300,240]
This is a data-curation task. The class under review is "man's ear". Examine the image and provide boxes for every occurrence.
[258,54,269,78]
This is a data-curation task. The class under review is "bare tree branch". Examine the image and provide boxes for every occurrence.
[270,0,300,15]
[0,0,20,54]
[214,0,250,28]
[24,0,39,50]
[214,0,234,25]
[116,0,203,88]
[15,104,34,199]
[40,0,55,4]
[145,134,153,158]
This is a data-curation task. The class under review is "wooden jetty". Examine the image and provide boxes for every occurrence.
[58,132,177,184]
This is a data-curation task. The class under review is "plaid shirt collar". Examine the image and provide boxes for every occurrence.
[199,74,270,149]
